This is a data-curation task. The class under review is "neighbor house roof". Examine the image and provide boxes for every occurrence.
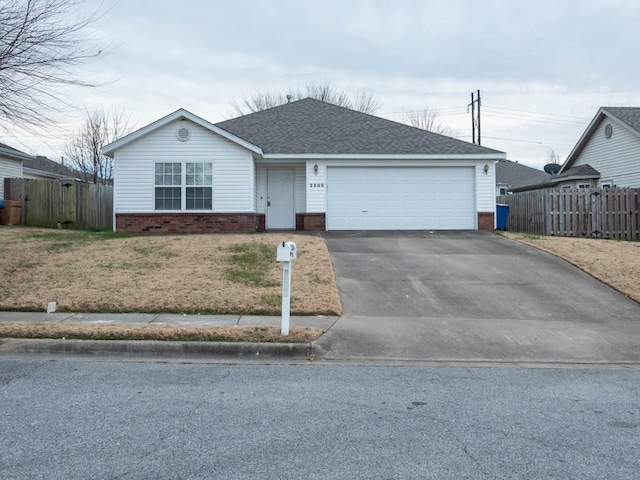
[495,159,551,190]
[216,98,503,157]
[0,142,34,161]
[560,107,640,173]
[511,164,600,192]
[23,156,81,179]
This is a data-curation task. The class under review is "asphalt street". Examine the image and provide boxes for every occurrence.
[2,359,639,479]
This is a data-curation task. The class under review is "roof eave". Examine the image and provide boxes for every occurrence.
[261,152,506,160]
[102,108,264,157]
[0,147,34,162]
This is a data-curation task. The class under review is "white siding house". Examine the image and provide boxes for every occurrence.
[559,107,640,188]
[103,100,505,234]
[0,143,27,200]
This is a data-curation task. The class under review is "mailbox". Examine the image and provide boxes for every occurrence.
[277,241,297,262]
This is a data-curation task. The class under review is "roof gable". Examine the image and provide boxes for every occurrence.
[560,107,640,173]
[102,108,263,157]
[216,98,504,157]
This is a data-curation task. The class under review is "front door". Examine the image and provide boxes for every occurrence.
[267,169,295,229]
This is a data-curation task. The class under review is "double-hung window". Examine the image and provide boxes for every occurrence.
[155,162,213,210]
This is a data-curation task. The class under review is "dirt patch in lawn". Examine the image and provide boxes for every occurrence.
[503,233,640,303]
[0,228,342,315]
[0,321,322,343]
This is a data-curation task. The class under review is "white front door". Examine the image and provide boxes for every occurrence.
[267,169,295,229]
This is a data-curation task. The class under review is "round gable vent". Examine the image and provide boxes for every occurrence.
[604,123,613,139]
[176,127,191,142]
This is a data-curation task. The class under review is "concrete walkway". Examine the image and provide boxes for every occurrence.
[0,312,338,359]
[0,311,337,329]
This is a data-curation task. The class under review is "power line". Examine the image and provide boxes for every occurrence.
[483,105,591,121]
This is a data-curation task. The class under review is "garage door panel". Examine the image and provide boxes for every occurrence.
[327,167,475,230]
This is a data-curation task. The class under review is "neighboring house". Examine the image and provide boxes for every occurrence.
[0,143,29,201]
[558,107,640,188]
[1,142,83,201]
[495,159,551,195]
[102,98,506,234]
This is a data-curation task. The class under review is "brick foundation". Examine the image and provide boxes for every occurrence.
[477,212,495,231]
[301,213,326,231]
[116,213,265,234]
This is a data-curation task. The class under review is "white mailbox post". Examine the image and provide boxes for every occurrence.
[276,241,297,336]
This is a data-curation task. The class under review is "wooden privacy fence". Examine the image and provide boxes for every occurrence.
[4,178,113,230]
[497,188,640,240]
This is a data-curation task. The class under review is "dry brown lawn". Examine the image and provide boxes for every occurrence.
[0,321,322,343]
[0,228,342,315]
[503,233,640,303]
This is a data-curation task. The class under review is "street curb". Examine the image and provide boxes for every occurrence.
[0,338,312,358]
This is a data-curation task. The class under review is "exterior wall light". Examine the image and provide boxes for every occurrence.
[313,163,319,175]
[483,164,489,175]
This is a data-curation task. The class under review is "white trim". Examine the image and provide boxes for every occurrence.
[102,109,263,157]
[263,153,506,160]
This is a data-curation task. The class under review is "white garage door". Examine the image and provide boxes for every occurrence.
[326,167,476,230]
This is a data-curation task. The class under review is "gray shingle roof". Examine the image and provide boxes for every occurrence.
[24,156,81,178]
[602,107,640,134]
[557,164,600,178]
[0,142,27,154]
[495,160,551,189]
[216,98,503,155]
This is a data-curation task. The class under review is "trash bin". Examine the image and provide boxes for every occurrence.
[496,204,509,230]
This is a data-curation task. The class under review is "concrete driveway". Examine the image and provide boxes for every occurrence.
[316,231,640,363]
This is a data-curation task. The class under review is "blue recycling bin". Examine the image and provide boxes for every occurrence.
[496,204,509,230]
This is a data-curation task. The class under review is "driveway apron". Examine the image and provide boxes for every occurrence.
[318,231,640,363]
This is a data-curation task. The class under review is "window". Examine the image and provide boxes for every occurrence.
[498,187,508,195]
[186,163,213,210]
[155,163,181,210]
[577,183,591,189]
[561,185,572,190]
[600,181,612,189]
[155,162,213,210]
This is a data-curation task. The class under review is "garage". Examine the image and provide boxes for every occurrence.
[326,166,476,230]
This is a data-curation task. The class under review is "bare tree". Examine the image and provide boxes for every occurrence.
[547,148,562,164]
[63,107,133,185]
[402,106,455,136]
[229,80,380,116]
[0,0,104,132]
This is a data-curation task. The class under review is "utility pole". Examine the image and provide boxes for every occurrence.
[468,89,481,145]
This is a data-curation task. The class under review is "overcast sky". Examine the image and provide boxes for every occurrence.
[4,0,640,169]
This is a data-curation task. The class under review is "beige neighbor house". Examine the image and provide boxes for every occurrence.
[102,98,506,234]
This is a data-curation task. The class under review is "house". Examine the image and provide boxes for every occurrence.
[102,98,506,234]
[0,143,29,201]
[495,159,551,195]
[557,107,640,188]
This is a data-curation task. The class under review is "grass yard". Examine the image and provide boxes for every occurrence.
[0,227,342,315]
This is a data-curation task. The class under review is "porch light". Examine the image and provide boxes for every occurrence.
[313,163,319,175]
[483,164,489,174]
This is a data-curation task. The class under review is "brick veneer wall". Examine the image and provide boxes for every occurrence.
[302,213,326,231]
[116,213,264,234]
[477,212,495,231]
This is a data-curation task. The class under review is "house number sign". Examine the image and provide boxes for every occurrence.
[309,182,325,188]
